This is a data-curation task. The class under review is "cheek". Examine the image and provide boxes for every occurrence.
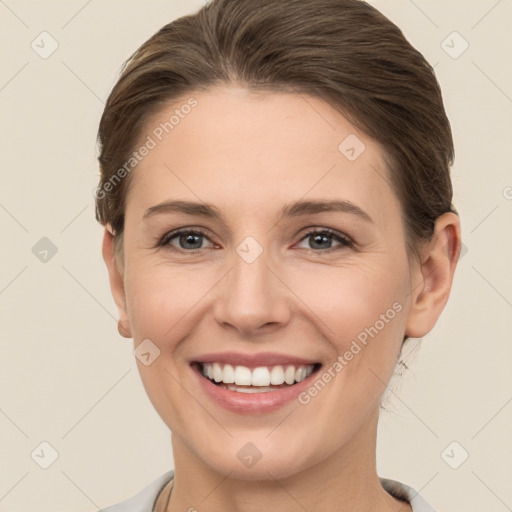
[286,258,407,338]
[124,263,208,341]
[286,259,409,411]
[124,252,409,352]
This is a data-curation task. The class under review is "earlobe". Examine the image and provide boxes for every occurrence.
[102,226,133,339]
[404,212,461,339]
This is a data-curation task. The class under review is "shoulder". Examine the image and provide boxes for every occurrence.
[379,477,438,512]
[100,470,175,512]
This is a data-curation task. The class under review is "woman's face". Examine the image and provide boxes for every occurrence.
[110,86,426,479]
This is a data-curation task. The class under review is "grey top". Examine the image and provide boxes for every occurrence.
[99,470,437,512]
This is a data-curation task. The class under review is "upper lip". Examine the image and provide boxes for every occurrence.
[191,351,320,368]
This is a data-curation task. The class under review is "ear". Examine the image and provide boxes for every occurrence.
[404,212,461,338]
[102,226,132,339]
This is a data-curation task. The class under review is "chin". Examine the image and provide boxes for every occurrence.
[198,437,322,482]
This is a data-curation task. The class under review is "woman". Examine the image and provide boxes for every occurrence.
[95,0,461,510]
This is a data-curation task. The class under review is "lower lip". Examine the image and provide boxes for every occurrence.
[191,364,320,414]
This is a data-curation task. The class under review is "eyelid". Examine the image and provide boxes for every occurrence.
[157,225,354,254]
[296,226,353,244]
[158,227,214,249]
[294,227,354,252]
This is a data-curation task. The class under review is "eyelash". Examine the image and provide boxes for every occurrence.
[157,227,354,255]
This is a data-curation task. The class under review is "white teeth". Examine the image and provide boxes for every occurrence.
[213,363,223,382]
[224,384,282,393]
[234,366,252,386]
[295,366,306,382]
[251,367,271,386]
[270,366,285,385]
[284,365,296,385]
[222,364,235,384]
[200,363,316,387]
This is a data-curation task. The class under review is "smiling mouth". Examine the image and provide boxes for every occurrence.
[192,362,322,393]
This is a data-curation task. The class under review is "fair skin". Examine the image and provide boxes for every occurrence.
[102,85,460,512]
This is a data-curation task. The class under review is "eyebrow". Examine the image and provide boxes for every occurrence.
[143,199,373,224]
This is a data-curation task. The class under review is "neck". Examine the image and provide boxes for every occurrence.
[166,407,411,512]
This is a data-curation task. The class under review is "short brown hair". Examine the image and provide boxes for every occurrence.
[95,0,457,267]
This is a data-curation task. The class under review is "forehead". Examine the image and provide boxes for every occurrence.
[127,85,400,227]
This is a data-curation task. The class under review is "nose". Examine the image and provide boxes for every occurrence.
[213,248,292,337]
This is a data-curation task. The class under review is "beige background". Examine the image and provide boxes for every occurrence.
[1,1,511,511]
